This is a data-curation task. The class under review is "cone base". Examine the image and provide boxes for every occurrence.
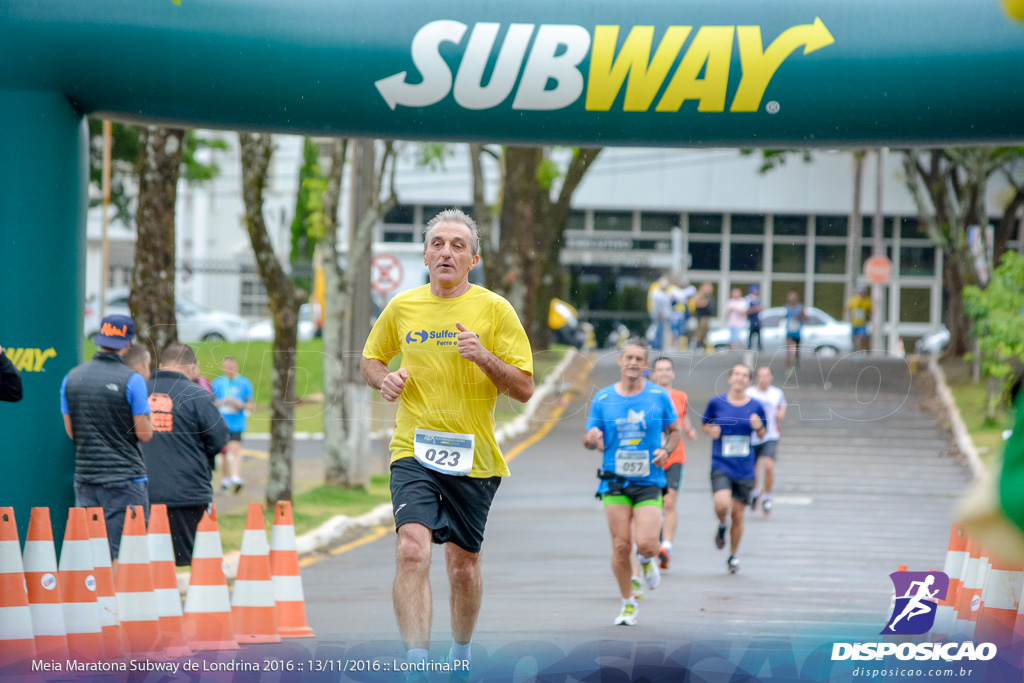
[188,640,240,651]
[236,633,282,644]
[278,626,315,639]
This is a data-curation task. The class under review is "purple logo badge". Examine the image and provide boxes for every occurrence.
[881,571,949,635]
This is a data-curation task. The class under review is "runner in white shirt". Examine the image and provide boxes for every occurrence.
[744,367,787,516]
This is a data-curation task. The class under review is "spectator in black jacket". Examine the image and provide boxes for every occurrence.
[0,346,22,402]
[141,343,229,566]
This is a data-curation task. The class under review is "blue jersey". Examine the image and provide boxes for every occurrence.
[585,381,679,491]
[702,395,767,480]
[785,303,804,337]
[212,375,254,433]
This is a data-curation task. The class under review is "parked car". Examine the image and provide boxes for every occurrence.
[84,288,250,343]
[915,327,950,355]
[706,306,854,355]
[246,303,316,342]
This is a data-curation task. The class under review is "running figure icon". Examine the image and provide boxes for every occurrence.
[886,575,939,631]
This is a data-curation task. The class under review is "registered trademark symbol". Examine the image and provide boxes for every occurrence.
[766,101,780,114]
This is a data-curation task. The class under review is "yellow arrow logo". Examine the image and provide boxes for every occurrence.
[731,17,834,112]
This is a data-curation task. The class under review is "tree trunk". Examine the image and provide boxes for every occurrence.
[239,132,297,506]
[495,147,539,318]
[130,126,184,365]
[469,143,496,289]
[320,140,352,487]
[943,246,972,356]
[846,151,865,301]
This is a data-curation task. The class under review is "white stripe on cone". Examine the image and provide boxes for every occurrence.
[96,596,118,628]
[183,585,231,614]
[241,529,270,554]
[116,592,158,622]
[63,602,101,635]
[116,537,150,565]
[0,605,34,640]
[147,535,175,564]
[271,575,306,602]
[984,568,1024,610]
[0,540,26,574]
[154,588,184,618]
[192,533,224,560]
[22,541,57,571]
[58,541,94,572]
[88,538,112,569]
[28,603,66,637]
[270,526,296,548]
[232,581,276,608]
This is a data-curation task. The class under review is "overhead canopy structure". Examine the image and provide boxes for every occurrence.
[1,0,1023,539]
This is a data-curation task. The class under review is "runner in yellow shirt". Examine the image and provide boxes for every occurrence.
[845,286,873,353]
[361,208,533,681]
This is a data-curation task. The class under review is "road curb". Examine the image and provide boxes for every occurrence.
[928,354,985,480]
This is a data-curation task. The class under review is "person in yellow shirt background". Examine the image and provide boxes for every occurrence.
[845,286,872,353]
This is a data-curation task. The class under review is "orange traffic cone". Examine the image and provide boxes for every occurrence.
[0,507,35,666]
[232,503,281,644]
[183,505,238,651]
[932,524,967,641]
[23,507,68,658]
[147,505,192,657]
[58,508,102,661]
[954,538,982,637]
[269,501,314,638]
[975,553,1023,647]
[86,507,122,659]
[115,505,163,656]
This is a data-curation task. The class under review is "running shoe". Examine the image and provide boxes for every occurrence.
[762,496,773,516]
[749,488,761,511]
[727,555,740,574]
[640,559,660,590]
[443,652,471,682]
[220,478,231,492]
[658,545,671,570]
[715,524,727,550]
[232,478,244,494]
[631,577,645,599]
[614,602,638,626]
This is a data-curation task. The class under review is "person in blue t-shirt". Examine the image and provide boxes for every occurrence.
[211,356,254,493]
[784,290,807,374]
[701,364,766,574]
[583,339,681,626]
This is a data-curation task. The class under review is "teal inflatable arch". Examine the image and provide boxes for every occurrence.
[2,0,1023,539]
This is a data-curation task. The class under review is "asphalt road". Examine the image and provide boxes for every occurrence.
[227,348,972,680]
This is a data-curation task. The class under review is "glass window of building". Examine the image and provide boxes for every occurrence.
[773,215,809,237]
[422,205,472,224]
[814,245,847,274]
[383,204,415,225]
[689,213,723,234]
[566,210,587,232]
[815,215,847,238]
[383,229,415,243]
[901,217,924,240]
[640,212,678,233]
[813,282,845,319]
[730,243,764,272]
[593,210,633,232]
[900,245,936,276]
[772,243,807,273]
[900,288,932,323]
[770,281,804,307]
[862,216,894,239]
[689,242,722,270]
[731,214,765,235]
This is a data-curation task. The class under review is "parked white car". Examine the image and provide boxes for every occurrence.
[245,303,317,342]
[707,306,854,355]
[915,328,950,355]
[84,288,250,343]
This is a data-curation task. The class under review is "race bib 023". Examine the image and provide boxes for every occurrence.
[414,428,475,476]
[614,450,650,478]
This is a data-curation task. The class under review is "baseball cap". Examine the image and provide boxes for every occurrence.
[94,314,135,349]
[749,285,760,293]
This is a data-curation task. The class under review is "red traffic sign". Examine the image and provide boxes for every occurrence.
[371,254,404,294]
[864,255,892,284]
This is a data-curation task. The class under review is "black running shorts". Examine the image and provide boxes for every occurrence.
[710,469,755,506]
[664,463,685,492]
[754,440,778,460]
[390,457,502,554]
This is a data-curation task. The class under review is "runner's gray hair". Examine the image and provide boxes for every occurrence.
[424,208,481,256]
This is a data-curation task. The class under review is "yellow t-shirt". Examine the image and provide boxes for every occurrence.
[362,284,534,478]
[848,295,872,326]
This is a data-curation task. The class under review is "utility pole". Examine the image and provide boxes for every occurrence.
[99,120,113,319]
[871,148,887,355]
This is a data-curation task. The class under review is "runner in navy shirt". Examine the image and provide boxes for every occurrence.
[701,364,766,574]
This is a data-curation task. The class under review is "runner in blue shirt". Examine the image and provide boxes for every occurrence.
[784,290,807,375]
[701,364,766,574]
[211,356,254,493]
[583,339,681,626]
